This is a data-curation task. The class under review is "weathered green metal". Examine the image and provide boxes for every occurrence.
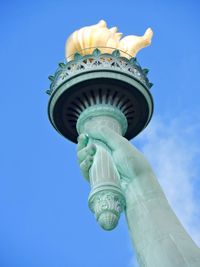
[77,105,126,230]
[77,127,200,266]
[47,49,153,231]
[47,47,200,266]
[47,49,153,143]
[46,49,152,96]
[76,104,128,136]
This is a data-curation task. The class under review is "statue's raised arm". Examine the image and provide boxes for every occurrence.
[77,125,200,267]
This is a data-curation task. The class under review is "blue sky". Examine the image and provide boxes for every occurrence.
[0,1,200,267]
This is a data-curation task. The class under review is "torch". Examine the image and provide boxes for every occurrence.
[47,20,153,230]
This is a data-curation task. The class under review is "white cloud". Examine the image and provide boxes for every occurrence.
[135,115,200,245]
[129,115,200,266]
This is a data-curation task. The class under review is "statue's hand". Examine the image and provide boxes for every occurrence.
[77,134,96,180]
[77,126,153,185]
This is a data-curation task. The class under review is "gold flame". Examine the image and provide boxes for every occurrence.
[65,20,153,61]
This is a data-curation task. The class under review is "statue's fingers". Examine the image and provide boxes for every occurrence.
[77,133,89,152]
[77,144,96,164]
[80,155,93,180]
[86,125,128,151]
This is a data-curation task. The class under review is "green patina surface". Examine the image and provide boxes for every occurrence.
[47,49,200,266]
[47,49,154,143]
[46,48,153,96]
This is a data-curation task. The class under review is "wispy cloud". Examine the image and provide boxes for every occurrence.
[129,114,200,266]
[136,115,200,244]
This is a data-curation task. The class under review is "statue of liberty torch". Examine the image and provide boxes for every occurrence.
[47,20,200,267]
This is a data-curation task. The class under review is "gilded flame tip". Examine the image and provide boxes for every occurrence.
[65,20,153,61]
